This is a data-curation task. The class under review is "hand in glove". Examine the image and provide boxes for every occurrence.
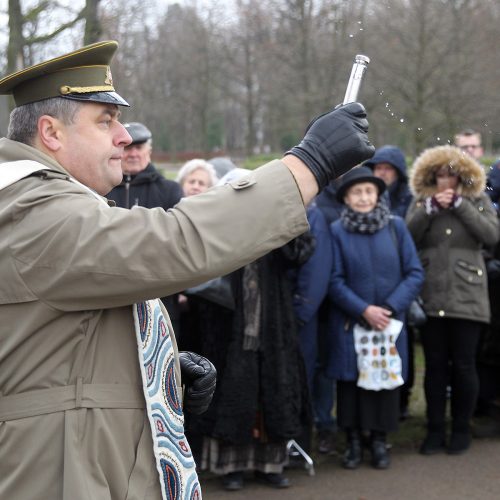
[179,351,217,415]
[286,102,375,189]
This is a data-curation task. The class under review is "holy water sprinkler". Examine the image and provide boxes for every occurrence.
[343,54,370,104]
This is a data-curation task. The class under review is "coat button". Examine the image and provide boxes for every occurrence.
[445,228,452,235]
[438,310,445,317]
[478,269,483,276]
[479,206,484,212]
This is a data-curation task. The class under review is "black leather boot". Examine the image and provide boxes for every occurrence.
[419,431,446,455]
[342,429,362,469]
[448,421,471,455]
[370,431,390,469]
[222,471,244,491]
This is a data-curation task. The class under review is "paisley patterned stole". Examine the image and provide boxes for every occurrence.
[133,299,201,499]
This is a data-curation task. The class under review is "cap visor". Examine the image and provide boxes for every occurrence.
[62,90,129,107]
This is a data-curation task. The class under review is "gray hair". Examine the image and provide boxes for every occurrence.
[176,158,218,187]
[7,97,83,146]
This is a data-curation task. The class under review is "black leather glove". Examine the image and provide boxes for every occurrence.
[286,102,375,189]
[179,351,217,415]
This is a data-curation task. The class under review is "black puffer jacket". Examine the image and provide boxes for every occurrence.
[107,163,182,210]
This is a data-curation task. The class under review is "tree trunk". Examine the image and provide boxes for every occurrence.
[83,0,102,45]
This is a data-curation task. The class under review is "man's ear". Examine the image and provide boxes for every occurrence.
[37,115,64,152]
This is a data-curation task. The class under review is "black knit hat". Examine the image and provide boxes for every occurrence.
[336,166,386,203]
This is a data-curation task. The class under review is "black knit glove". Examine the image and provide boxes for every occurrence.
[286,102,375,189]
[179,351,217,415]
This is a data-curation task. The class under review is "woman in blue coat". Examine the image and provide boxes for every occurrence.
[293,204,333,390]
[326,167,424,470]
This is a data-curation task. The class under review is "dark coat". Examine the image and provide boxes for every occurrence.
[292,205,333,388]
[107,163,182,210]
[186,239,312,446]
[486,159,500,208]
[326,216,424,381]
[479,234,500,366]
[364,145,413,217]
[315,180,344,225]
[406,145,499,323]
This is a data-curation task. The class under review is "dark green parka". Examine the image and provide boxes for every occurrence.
[406,145,499,323]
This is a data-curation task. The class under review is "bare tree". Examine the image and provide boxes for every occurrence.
[3,0,106,111]
[360,0,500,155]
[6,0,499,157]
[83,0,101,44]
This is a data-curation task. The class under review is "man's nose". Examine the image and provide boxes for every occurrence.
[116,122,132,147]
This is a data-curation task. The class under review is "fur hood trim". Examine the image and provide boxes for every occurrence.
[410,145,485,198]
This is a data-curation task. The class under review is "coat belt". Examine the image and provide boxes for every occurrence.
[0,379,145,421]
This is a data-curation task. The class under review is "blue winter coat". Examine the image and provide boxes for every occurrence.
[326,216,424,381]
[292,205,333,389]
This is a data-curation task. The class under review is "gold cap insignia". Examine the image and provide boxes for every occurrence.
[104,66,113,86]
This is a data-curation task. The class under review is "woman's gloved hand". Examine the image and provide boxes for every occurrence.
[179,351,217,415]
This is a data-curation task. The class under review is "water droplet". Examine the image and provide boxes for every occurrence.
[379,90,384,95]
[385,102,389,107]
[359,28,364,31]
[417,127,423,131]
[437,137,441,141]
[400,118,405,123]
[390,112,394,117]
[357,21,362,24]
[349,34,354,38]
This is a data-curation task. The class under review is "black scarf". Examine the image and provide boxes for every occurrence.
[340,200,391,234]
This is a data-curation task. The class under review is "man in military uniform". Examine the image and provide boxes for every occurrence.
[0,41,374,499]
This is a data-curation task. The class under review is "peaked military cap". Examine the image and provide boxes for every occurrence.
[124,122,152,144]
[0,40,129,107]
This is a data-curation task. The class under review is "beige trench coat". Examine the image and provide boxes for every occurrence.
[0,138,308,500]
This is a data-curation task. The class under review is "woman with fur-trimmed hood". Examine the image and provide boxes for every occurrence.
[406,145,499,456]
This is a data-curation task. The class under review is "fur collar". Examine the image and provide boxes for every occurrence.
[410,145,485,198]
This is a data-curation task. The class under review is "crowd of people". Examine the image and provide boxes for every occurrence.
[1,40,500,500]
[107,117,500,492]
